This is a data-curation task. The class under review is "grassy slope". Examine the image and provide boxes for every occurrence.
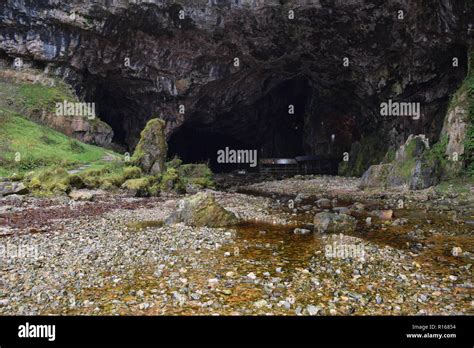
[0,75,117,177]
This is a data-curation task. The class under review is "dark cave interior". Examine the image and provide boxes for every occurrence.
[168,77,314,172]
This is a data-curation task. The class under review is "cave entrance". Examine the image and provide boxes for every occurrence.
[168,78,311,172]
[168,126,257,172]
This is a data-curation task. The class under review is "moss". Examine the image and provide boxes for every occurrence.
[131,118,167,174]
[444,48,474,176]
[383,148,396,163]
[178,163,214,188]
[122,177,152,190]
[158,160,214,192]
[420,135,449,179]
[8,172,24,182]
[404,138,418,158]
[339,135,388,177]
[166,156,183,169]
[392,158,416,180]
[99,180,117,191]
[79,163,126,189]
[121,176,156,197]
[24,166,74,195]
[435,176,474,195]
[160,167,179,191]
[149,183,161,197]
[123,166,142,180]
[464,51,474,176]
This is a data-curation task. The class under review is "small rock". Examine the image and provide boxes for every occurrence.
[293,228,311,235]
[333,207,350,215]
[306,304,320,316]
[247,272,257,280]
[370,209,393,220]
[316,198,332,209]
[208,278,219,286]
[69,190,94,201]
[254,299,268,308]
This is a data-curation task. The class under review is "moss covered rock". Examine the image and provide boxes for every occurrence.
[24,167,78,195]
[165,192,238,227]
[132,118,167,175]
[121,177,155,197]
[123,166,142,180]
[360,134,443,190]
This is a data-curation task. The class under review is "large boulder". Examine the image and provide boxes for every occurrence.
[165,192,238,228]
[132,118,167,175]
[360,135,442,190]
[360,164,392,189]
[313,212,357,234]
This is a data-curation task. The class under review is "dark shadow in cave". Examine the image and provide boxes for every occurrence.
[169,77,316,172]
[168,126,254,172]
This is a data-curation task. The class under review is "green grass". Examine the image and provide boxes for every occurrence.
[0,80,75,115]
[0,73,121,177]
[0,110,112,175]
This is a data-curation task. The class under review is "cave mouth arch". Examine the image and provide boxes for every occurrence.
[168,77,314,172]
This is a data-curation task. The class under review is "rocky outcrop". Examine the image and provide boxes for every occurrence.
[0,180,28,197]
[441,80,471,176]
[41,113,113,147]
[0,68,114,147]
[360,134,443,190]
[165,192,238,227]
[132,118,167,175]
[0,0,471,172]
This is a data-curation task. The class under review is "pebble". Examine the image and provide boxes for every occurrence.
[247,272,257,280]
[306,304,320,315]
[254,299,267,308]
[293,228,311,235]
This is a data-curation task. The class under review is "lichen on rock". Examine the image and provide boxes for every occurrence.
[165,192,239,227]
[132,118,167,175]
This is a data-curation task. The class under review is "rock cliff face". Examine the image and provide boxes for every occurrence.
[0,0,472,172]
